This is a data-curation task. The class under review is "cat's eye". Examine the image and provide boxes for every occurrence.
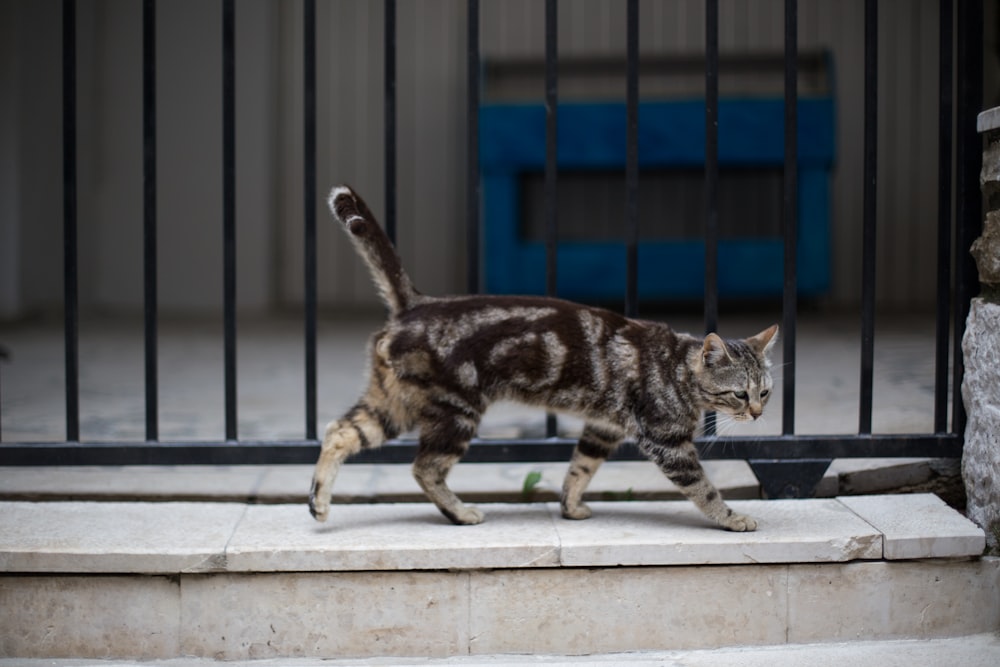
[734,391,748,400]
[761,389,770,398]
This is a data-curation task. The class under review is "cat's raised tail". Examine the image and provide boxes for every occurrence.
[327,185,419,316]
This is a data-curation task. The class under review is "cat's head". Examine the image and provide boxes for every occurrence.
[694,325,779,421]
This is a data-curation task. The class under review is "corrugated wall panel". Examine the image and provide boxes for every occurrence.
[276,0,948,311]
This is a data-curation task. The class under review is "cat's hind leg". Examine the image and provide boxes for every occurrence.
[309,401,399,521]
[412,405,483,525]
[561,422,624,520]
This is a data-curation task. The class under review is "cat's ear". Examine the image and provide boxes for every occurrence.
[702,333,732,366]
[747,324,779,357]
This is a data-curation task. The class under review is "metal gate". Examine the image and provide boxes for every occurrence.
[0,0,985,499]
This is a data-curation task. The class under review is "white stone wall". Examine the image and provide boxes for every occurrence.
[964,111,1000,555]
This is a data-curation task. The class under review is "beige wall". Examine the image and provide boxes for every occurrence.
[1,0,278,317]
[283,0,978,311]
[2,0,994,318]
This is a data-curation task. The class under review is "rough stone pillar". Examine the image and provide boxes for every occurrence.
[962,108,1000,554]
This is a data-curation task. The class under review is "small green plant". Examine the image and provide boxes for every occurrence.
[521,470,543,501]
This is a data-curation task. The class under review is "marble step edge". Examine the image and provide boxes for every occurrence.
[0,493,985,575]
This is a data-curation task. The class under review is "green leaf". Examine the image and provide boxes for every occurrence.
[522,470,543,498]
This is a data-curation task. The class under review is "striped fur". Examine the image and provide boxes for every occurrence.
[310,185,778,531]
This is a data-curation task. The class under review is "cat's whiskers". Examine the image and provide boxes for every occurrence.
[698,411,744,458]
[714,412,743,437]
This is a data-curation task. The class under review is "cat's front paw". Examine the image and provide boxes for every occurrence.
[722,512,758,532]
[441,503,485,525]
[561,502,593,520]
[308,480,330,522]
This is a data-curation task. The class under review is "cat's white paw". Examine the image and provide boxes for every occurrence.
[448,504,485,525]
[308,481,330,522]
[561,502,593,520]
[723,513,758,532]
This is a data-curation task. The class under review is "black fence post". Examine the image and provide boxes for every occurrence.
[222,0,237,442]
[858,0,878,436]
[466,0,481,296]
[62,0,80,443]
[143,0,159,443]
[0,346,8,441]
[384,0,397,245]
[934,0,954,435]
[953,0,984,437]
[544,0,559,439]
[703,0,719,437]
[747,0,829,499]
[781,0,798,437]
[303,0,318,442]
[624,0,639,319]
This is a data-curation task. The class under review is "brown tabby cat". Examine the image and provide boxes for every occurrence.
[309,185,778,531]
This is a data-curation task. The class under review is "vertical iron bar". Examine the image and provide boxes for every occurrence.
[62,0,79,442]
[143,0,158,441]
[624,0,639,319]
[704,0,719,336]
[934,0,953,434]
[222,0,237,441]
[703,0,719,437]
[544,0,558,300]
[0,347,6,441]
[303,0,317,441]
[781,0,798,436]
[466,0,481,295]
[384,0,397,244]
[858,0,877,435]
[545,0,558,439]
[953,0,983,436]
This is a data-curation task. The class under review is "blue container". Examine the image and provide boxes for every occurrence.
[480,97,835,301]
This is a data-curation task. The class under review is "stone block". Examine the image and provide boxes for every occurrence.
[787,558,1000,643]
[0,575,180,659]
[977,107,1000,133]
[552,499,882,566]
[962,298,1000,553]
[180,571,469,659]
[0,465,262,502]
[839,493,985,559]
[0,501,245,573]
[971,212,1000,286]
[468,566,788,654]
[832,458,937,495]
[225,502,560,572]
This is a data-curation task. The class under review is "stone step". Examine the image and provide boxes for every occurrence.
[2,634,1000,667]
[0,494,995,661]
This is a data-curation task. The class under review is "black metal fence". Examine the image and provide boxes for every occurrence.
[0,0,985,499]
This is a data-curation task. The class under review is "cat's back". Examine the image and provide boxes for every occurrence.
[388,293,639,353]
[379,294,682,398]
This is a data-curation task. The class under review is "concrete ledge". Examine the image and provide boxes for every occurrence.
[0,495,993,660]
[0,494,985,574]
[1,561,997,659]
